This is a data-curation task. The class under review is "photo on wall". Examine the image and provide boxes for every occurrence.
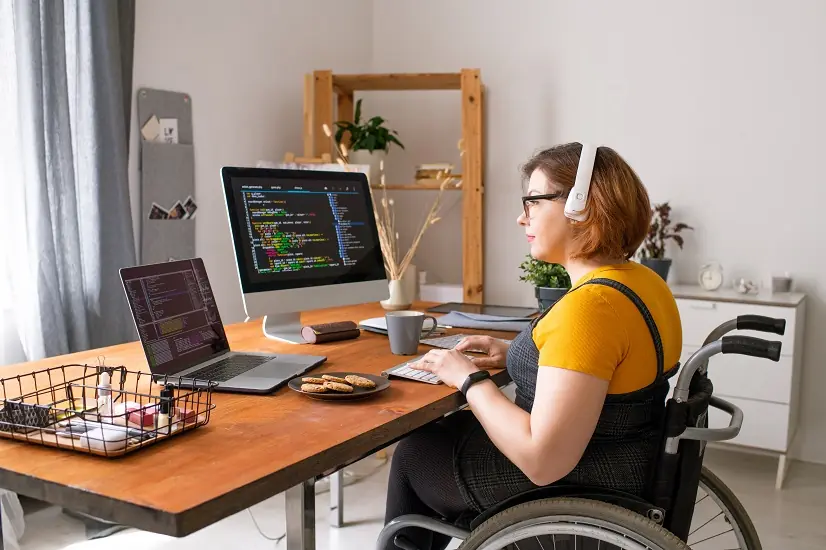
[148,202,169,220]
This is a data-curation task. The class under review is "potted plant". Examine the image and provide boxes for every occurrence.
[638,201,693,281]
[519,256,572,312]
[333,98,404,184]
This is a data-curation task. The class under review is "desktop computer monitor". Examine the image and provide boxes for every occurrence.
[220,166,389,343]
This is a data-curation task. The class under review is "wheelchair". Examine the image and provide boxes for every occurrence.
[378,314,786,550]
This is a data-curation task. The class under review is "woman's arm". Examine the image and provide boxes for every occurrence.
[415,287,624,486]
[465,366,608,486]
[414,349,608,486]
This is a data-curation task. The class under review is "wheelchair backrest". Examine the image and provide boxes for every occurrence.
[646,371,713,541]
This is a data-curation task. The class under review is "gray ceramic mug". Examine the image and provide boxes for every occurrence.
[385,311,439,355]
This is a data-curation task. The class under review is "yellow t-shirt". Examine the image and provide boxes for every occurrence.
[532,262,682,394]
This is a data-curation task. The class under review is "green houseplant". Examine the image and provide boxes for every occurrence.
[333,98,404,185]
[519,256,572,311]
[333,98,405,154]
[638,201,693,281]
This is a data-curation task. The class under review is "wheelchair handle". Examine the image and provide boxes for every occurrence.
[673,336,783,403]
[665,396,743,454]
[736,314,786,335]
[722,335,782,362]
[701,315,787,347]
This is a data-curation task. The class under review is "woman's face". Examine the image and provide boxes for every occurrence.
[517,169,571,264]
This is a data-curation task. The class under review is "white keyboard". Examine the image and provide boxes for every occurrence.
[384,351,484,385]
[384,356,442,384]
[420,333,512,353]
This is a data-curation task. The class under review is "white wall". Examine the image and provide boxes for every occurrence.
[129,0,374,323]
[372,0,826,464]
[129,0,826,464]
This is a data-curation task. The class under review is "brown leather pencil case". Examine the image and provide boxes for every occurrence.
[300,321,361,344]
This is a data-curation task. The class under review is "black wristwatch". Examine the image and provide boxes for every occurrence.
[460,370,491,396]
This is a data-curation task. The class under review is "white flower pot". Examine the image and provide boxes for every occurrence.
[349,149,386,186]
[381,279,412,311]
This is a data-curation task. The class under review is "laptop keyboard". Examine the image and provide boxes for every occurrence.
[188,355,270,382]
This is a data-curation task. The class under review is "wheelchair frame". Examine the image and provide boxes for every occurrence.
[378,314,785,550]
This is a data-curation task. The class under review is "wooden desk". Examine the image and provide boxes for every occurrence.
[0,302,512,548]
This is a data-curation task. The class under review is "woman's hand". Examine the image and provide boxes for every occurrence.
[412,349,479,389]
[454,335,510,369]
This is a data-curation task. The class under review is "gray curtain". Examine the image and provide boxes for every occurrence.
[11,0,137,359]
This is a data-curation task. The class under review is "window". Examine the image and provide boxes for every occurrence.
[0,2,27,364]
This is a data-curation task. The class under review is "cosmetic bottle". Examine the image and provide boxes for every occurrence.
[97,371,112,421]
[156,385,173,435]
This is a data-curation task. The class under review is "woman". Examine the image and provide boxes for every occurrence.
[383,142,682,550]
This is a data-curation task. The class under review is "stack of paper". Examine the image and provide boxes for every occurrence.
[358,317,446,336]
[430,311,532,333]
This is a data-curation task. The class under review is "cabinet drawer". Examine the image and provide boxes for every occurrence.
[708,396,789,452]
[679,347,792,404]
[676,299,796,356]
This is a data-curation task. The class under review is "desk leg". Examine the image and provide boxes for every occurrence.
[330,470,343,528]
[286,479,315,550]
[0,496,4,550]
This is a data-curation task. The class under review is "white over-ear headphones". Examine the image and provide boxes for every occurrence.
[564,143,598,222]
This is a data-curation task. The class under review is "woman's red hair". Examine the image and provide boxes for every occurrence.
[522,143,651,260]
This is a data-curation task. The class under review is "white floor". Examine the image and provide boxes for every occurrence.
[15,448,826,550]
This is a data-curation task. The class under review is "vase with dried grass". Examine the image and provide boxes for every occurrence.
[322,124,463,309]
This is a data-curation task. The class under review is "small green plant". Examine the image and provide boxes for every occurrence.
[334,99,404,153]
[639,202,693,260]
[518,256,571,288]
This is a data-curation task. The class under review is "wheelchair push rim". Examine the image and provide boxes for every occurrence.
[477,518,673,550]
[462,497,688,550]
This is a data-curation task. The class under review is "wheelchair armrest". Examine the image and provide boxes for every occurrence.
[393,535,420,550]
[664,396,743,454]
[376,515,470,550]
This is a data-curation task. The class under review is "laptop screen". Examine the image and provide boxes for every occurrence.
[120,258,229,376]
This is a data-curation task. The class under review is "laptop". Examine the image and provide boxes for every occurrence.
[119,258,326,394]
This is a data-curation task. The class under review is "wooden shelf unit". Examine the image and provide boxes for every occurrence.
[332,72,462,92]
[302,69,485,304]
[372,183,464,191]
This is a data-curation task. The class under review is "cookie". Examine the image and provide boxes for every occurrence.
[301,383,327,393]
[345,374,376,388]
[302,377,326,384]
[322,374,347,384]
[324,381,354,393]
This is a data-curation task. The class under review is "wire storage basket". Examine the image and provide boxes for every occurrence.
[0,364,216,457]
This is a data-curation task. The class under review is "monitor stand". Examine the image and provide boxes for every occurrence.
[262,313,304,344]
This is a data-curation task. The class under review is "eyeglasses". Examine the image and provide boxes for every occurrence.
[521,192,565,218]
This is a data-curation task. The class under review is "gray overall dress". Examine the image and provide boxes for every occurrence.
[452,278,676,515]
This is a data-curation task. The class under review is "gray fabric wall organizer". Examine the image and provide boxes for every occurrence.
[136,88,195,265]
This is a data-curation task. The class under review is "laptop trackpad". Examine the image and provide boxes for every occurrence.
[241,355,325,381]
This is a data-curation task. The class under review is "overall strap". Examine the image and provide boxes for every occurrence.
[580,278,665,380]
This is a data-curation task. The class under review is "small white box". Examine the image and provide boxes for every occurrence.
[420,283,463,303]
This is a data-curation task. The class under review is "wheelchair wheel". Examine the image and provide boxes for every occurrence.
[460,497,688,550]
[691,466,761,549]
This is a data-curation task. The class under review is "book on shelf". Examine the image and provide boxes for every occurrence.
[414,162,456,180]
